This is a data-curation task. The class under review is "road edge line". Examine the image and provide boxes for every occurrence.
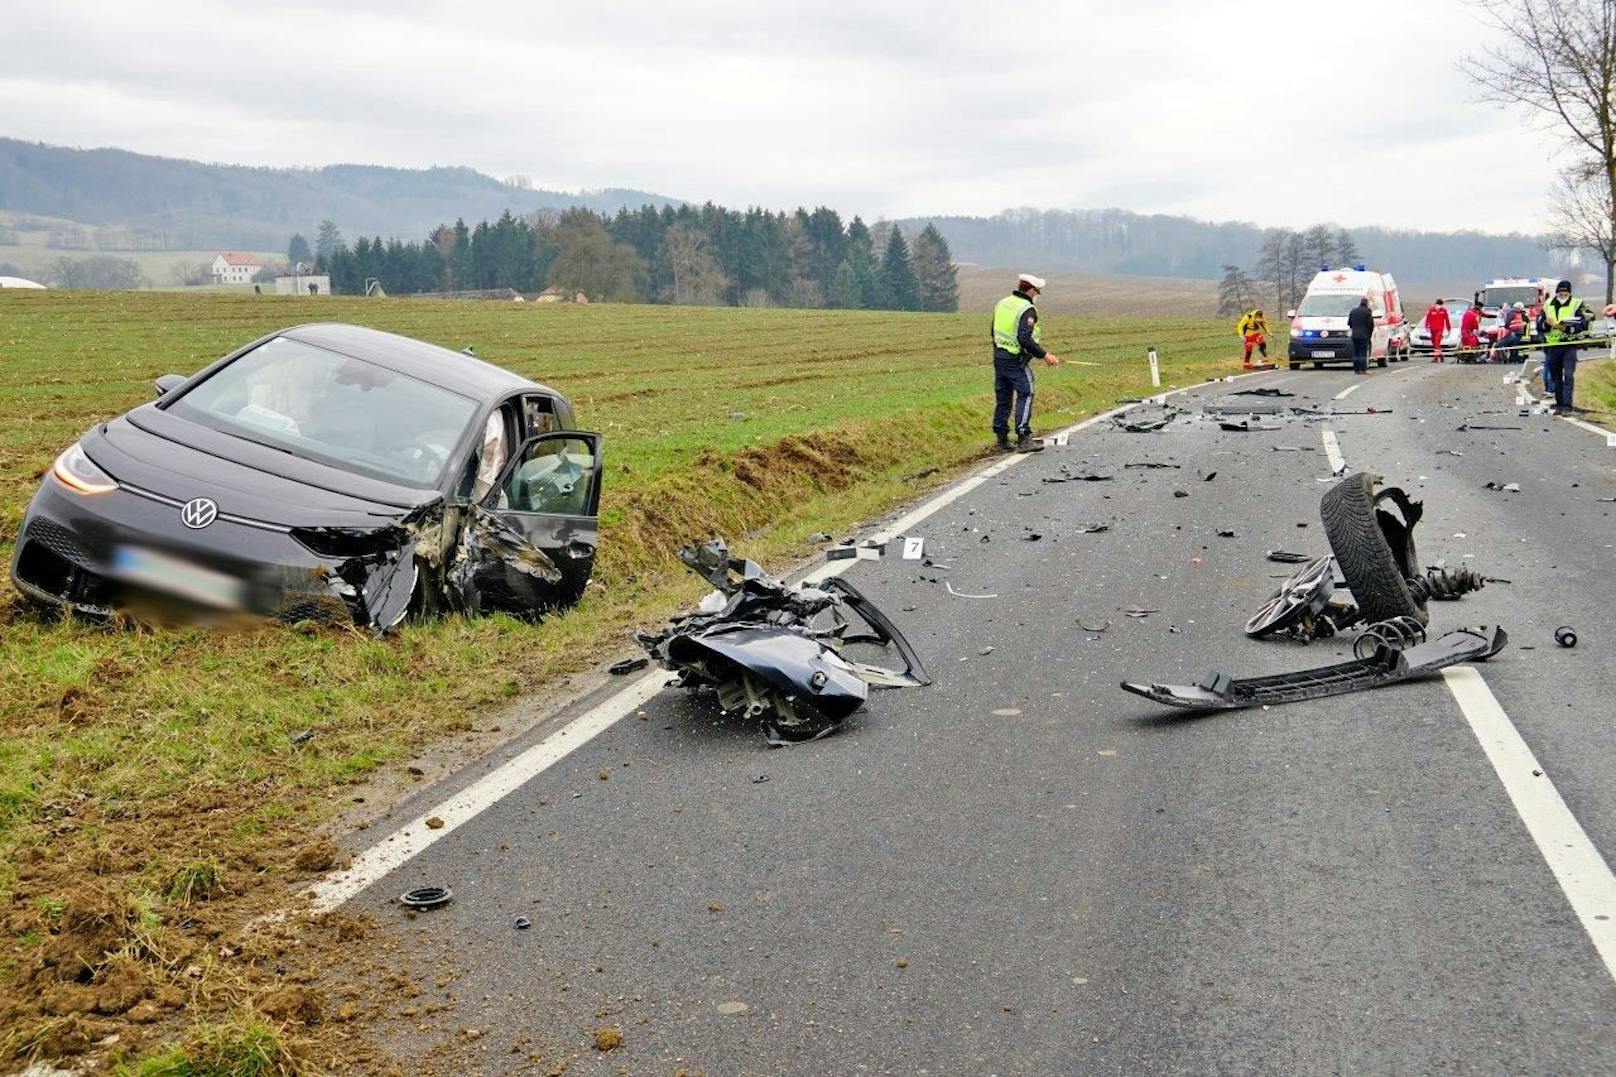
[1441,666,1616,981]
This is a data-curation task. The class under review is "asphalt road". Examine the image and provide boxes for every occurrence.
[333,357,1616,1075]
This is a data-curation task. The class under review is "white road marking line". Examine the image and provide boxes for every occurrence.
[310,368,1264,906]
[1441,667,1616,981]
[309,673,668,911]
[1561,415,1616,442]
[1333,382,1362,400]
[1512,368,1616,442]
[1321,429,1346,475]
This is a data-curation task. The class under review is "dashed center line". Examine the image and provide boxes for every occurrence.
[1321,429,1346,474]
[1333,382,1363,401]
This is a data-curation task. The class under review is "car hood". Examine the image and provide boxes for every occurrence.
[86,404,443,528]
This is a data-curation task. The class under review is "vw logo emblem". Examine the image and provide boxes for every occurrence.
[180,497,219,530]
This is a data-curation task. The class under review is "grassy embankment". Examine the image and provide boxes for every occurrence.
[0,291,1237,1070]
[1576,350,1616,416]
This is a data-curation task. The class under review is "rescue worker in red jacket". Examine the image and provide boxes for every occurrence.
[1423,300,1451,362]
[1459,299,1483,360]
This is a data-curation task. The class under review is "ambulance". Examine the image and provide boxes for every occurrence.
[1474,276,1552,336]
[1286,265,1410,370]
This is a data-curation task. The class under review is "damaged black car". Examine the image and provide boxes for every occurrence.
[10,323,603,629]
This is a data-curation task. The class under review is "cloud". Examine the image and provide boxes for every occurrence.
[0,0,1567,233]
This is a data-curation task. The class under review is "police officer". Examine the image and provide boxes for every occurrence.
[1541,279,1594,414]
[991,273,1062,452]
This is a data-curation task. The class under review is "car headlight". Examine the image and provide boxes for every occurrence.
[51,442,118,495]
[1290,329,1301,338]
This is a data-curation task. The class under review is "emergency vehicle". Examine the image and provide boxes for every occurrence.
[1473,276,1552,336]
[1287,265,1410,369]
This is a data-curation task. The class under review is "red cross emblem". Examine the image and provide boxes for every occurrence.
[1331,273,1348,283]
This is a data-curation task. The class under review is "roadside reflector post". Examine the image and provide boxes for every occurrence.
[1147,346,1161,387]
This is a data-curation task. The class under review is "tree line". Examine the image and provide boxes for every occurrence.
[1217,224,1361,315]
[310,203,960,311]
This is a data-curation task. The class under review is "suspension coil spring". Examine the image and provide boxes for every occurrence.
[1406,566,1489,603]
[1353,616,1428,660]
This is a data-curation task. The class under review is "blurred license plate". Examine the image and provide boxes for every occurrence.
[1311,350,1334,358]
[110,545,245,609]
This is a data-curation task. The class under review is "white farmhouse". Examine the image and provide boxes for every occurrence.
[211,252,262,284]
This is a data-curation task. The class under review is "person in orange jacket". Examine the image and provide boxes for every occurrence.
[1423,299,1451,362]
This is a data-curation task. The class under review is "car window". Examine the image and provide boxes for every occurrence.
[524,395,561,437]
[496,437,597,516]
[169,336,477,487]
[1297,294,1361,317]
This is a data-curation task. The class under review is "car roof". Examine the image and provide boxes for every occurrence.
[279,323,560,401]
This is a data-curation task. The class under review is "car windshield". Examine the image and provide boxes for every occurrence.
[169,336,477,487]
[1480,286,1539,308]
[1297,294,1366,317]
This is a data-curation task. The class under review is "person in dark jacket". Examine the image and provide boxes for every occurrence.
[1346,297,1375,374]
[990,273,1062,452]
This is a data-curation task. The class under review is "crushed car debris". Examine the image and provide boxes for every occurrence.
[1265,550,1312,564]
[636,540,930,744]
[608,657,650,676]
[1122,626,1507,711]
[945,582,998,599]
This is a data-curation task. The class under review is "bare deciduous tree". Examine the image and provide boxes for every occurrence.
[1547,165,1616,299]
[1461,0,1616,302]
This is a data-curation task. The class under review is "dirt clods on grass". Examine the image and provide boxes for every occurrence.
[258,984,326,1026]
[293,838,341,873]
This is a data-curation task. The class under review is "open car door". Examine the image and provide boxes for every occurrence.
[470,431,603,614]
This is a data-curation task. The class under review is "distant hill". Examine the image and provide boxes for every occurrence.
[901,208,1585,290]
[0,138,680,251]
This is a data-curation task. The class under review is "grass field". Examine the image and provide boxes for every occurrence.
[0,290,1240,1070]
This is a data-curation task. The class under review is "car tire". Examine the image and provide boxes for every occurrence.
[1289,362,1300,370]
[1313,362,1323,369]
[1377,356,1387,368]
[1321,472,1427,625]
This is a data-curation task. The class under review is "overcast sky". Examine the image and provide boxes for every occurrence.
[0,0,1570,234]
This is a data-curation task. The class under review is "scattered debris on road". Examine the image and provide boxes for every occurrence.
[400,886,453,911]
[945,581,998,599]
[1555,626,1578,648]
[1482,481,1522,492]
[1265,550,1312,564]
[1122,626,1507,711]
[1114,409,1180,433]
[608,656,649,676]
[637,540,931,744]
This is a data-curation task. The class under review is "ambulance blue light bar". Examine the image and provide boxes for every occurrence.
[1353,263,1367,271]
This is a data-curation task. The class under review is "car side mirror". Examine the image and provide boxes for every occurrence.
[1285,309,1297,319]
[154,374,186,396]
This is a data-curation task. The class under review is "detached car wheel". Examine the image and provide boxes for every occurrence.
[1320,472,1428,625]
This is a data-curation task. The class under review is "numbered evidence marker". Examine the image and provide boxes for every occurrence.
[902,536,925,560]
[1049,433,1070,447]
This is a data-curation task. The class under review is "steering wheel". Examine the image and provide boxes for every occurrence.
[387,440,449,481]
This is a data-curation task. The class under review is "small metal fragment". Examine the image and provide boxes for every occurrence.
[1555,625,1578,648]
[514,916,532,930]
[400,886,453,910]
[608,657,649,676]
